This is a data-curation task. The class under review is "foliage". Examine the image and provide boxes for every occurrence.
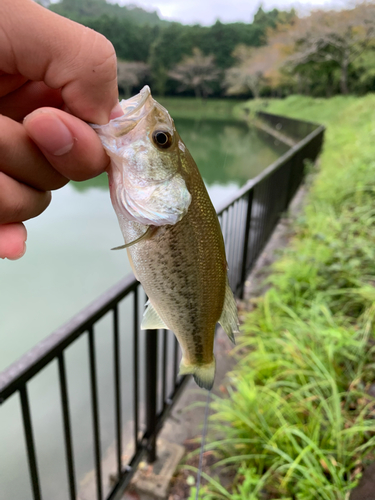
[81,15,159,62]
[252,6,297,43]
[48,0,283,97]
[49,0,166,26]
[225,4,375,98]
[169,48,220,98]
[224,45,267,99]
[117,60,149,97]
[224,25,296,98]
[194,94,375,499]
[148,21,266,96]
[48,1,375,97]
[351,39,375,94]
[288,4,375,95]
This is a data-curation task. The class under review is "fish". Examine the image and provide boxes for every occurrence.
[92,85,239,390]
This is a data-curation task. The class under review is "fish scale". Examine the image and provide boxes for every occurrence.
[92,86,239,389]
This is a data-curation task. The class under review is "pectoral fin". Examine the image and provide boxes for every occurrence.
[141,300,168,330]
[111,226,155,250]
[219,281,240,345]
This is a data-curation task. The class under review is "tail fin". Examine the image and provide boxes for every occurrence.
[179,357,216,390]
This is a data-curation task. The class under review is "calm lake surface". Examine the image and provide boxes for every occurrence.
[0,116,287,499]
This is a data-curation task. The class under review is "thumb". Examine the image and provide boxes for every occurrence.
[1,0,119,124]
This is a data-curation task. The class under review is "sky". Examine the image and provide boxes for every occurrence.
[114,0,353,25]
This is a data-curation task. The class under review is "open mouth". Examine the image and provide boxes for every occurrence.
[91,86,153,139]
[119,85,151,118]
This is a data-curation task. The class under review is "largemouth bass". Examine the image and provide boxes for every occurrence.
[93,86,239,390]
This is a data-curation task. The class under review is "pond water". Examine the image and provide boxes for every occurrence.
[0,116,287,499]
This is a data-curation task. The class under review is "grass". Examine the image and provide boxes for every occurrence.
[191,94,375,500]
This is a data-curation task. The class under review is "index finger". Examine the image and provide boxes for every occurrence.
[1,0,119,124]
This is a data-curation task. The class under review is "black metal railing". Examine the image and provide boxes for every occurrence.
[0,115,325,500]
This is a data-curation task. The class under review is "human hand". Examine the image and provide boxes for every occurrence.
[0,0,123,260]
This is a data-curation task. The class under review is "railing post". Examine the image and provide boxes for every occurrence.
[20,386,42,500]
[145,328,158,463]
[239,190,254,299]
[88,327,103,500]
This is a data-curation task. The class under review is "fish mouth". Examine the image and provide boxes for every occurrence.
[119,85,151,118]
[110,86,152,133]
[91,86,153,138]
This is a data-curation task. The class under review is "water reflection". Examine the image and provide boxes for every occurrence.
[176,118,287,185]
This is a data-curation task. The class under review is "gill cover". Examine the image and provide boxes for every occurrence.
[92,86,191,226]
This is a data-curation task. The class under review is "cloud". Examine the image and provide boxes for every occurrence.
[117,0,351,26]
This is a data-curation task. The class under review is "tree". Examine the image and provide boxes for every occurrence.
[169,48,220,98]
[288,4,375,94]
[224,26,294,98]
[252,5,296,42]
[49,0,165,26]
[117,61,149,97]
[148,9,295,96]
[84,15,159,62]
[224,45,265,98]
[351,41,375,93]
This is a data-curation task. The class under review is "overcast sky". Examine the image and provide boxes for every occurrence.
[114,0,353,25]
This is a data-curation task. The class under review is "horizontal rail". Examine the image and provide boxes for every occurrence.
[0,274,138,403]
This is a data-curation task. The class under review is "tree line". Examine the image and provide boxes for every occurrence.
[225,3,375,98]
[44,0,375,98]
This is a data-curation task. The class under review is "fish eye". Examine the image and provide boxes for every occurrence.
[152,130,173,149]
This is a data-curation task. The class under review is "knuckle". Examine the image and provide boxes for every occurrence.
[0,195,24,224]
[55,26,118,122]
[6,193,29,222]
[8,199,26,221]
[0,172,51,223]
[91,33,117,78]
[79,29,117,78]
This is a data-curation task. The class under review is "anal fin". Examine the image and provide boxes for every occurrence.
[141,300,168,330]
[219,280,240,345]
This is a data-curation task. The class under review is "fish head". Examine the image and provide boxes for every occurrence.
[92,86,191,226]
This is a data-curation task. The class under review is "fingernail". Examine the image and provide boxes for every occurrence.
[24,111,74,156]
[109,102,123,121]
